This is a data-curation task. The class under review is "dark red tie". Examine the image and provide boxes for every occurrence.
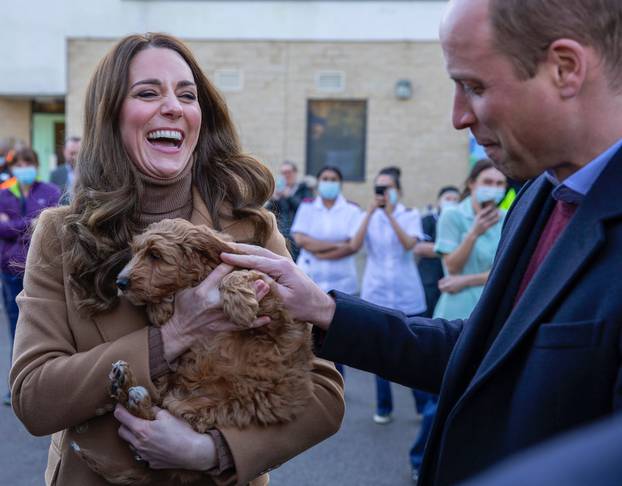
[514,200,578,305]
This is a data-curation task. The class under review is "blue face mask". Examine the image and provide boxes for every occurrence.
[387,188,399,206]
[318,180,341,200]
[275,175,286,192]
[13,166,37,186]
[475,186,505,205]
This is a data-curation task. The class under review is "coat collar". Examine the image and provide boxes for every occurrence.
[190,185,213,227]
[459,145,622,403]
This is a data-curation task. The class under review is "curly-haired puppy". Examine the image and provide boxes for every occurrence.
[73,218,314,485]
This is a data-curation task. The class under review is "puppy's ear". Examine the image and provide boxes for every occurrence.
[183,226,235,267]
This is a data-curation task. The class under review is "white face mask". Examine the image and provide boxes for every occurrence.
[475,186,505,205]
[440,200,458,211]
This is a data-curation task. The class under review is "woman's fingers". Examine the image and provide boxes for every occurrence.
[205,263,235,282]
[251,316,272,328]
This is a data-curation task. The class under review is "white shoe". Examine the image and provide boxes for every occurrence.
[373,413,393,424]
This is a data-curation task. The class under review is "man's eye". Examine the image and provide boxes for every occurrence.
[463,83,484,96]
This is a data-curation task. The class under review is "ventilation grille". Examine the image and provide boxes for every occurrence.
[315,71,346,92]
[214,69,243,92]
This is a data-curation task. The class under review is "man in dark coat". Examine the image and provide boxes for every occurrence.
[222,0,622,484]
[50,136,80,205]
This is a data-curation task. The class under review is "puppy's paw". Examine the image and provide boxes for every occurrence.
[220,272,260,328]
[128,386,156,420]
[109,360,135,403]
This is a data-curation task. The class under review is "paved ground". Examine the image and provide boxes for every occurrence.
[0,308,421,486]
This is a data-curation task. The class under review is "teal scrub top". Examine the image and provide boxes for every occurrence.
[433,196,505,320]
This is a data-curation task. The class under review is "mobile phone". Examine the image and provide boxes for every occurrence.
[374,185,388,196]
[481,200,495,209]
[374,185,387,208]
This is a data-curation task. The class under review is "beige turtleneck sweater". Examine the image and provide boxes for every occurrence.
[137,159,194,230]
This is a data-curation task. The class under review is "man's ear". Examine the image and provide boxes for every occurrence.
[546,39,588,99]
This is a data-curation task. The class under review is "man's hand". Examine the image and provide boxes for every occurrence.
[115,405,216,471]
[221,244,336,330]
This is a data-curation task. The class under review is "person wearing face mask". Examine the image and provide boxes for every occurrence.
[266,161,314,261]
[347,166,426,424]
[433,159,507,320]
[290,166,363,376]
[0,148,60,406]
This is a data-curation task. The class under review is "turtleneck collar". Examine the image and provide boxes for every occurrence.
[137,160,194,229]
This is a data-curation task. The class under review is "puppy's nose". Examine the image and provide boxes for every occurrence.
[116,276,130,292]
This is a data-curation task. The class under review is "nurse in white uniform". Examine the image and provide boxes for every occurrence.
[291,165,363,375]
[348,166,426,424]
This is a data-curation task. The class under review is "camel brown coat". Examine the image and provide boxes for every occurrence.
[10,188,344,486]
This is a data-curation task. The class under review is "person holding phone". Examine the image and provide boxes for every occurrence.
[433,159,507,320]
[348,166,426,424]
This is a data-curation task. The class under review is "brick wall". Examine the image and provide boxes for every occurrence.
[0,98,31,146]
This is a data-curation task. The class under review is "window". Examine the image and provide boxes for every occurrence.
[306,99,367,181]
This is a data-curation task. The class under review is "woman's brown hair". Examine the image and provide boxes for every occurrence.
[65,33,275,316]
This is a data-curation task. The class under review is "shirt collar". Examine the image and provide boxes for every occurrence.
[458,196,475,219]
[313,193,347,210]
[547,137,622,204]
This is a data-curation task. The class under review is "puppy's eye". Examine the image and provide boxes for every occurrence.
[148,249,162,261]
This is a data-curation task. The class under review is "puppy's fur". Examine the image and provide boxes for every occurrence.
[73,219,314,484]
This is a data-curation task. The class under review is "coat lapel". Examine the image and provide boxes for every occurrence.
[461,150,622,402]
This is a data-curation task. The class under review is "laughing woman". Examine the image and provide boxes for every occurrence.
[9,33,343,486]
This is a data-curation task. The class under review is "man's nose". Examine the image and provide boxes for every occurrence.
[116,276,130,292]
[452,92,476,130]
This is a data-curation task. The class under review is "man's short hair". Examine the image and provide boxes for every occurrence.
[281,161,298,172]
[490,0,622,91]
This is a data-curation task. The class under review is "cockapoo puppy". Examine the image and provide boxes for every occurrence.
[73,218,314,484]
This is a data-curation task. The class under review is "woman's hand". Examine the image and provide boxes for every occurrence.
[367,196,382,214]
[221,244,336,330]
[438,275,470,294]
[115,405,216,471]
[471,204,500,236]
[160,263,271,362]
